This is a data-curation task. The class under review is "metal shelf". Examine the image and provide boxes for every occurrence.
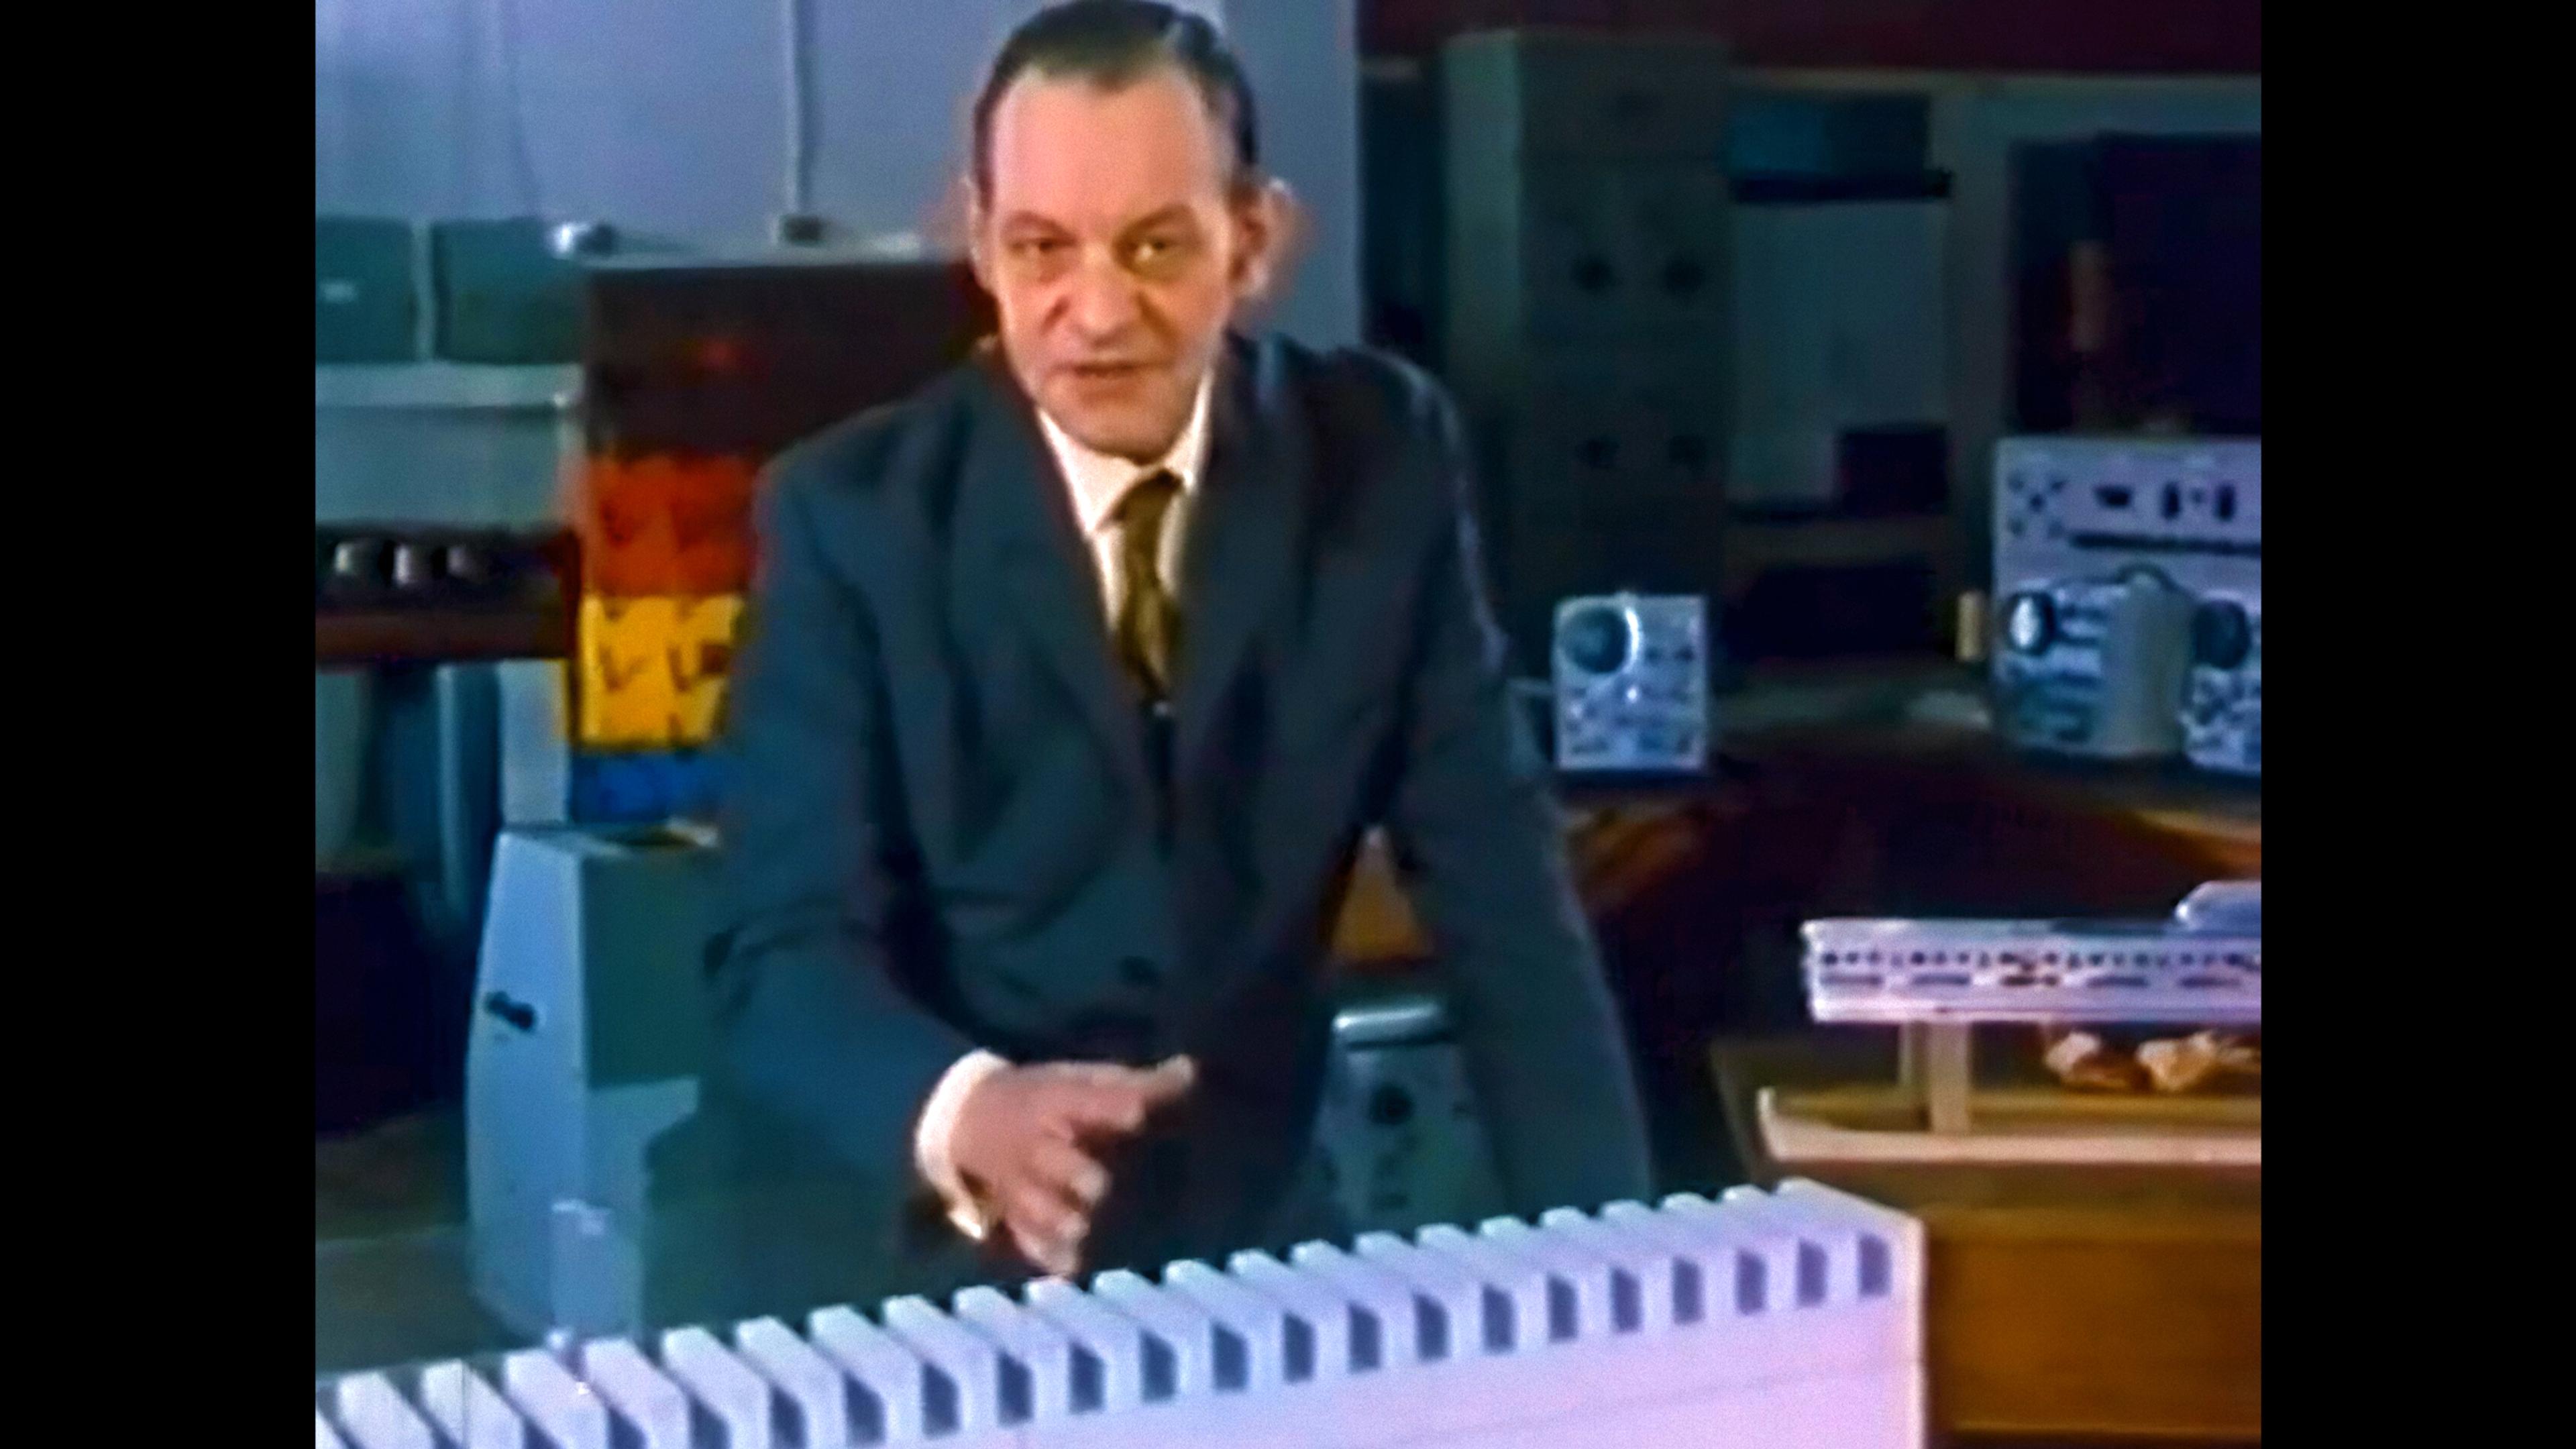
[314,364,580,413]
[315,608,570,669]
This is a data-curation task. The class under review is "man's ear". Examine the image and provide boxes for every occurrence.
[958,176,996,295]
[1232,177,1306,307]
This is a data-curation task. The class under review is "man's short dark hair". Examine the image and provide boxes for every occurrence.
[971,0,1261,199]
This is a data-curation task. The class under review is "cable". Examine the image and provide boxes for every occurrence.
[782,0,814,217]
[494,0,545,213]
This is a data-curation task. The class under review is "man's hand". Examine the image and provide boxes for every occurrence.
[949,1055,1195,1277]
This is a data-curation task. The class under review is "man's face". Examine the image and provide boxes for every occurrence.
[970,66,1273,462]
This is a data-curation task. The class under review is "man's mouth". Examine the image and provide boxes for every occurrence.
[1063,360,1157,380]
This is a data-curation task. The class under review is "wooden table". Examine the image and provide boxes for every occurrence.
[1330,800,1709,968]
[1722,720,2261,894]
[1329,708,2260,971]
[1714,1033,2260,1446]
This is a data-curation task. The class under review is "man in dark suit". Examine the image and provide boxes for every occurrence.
[688,0,1650,1307]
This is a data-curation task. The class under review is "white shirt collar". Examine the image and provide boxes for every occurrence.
[1036,369,1216,539]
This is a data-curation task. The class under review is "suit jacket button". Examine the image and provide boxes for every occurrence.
[1121,957,1163,987]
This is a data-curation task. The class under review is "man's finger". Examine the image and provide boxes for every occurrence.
[1057,1062,1142,1088]
[1136,1055,1195,1106]
[1056,1057,1193,1097]
[1028,1136,1112,1210]
[1006,1179,1089,1250]
[1062,1058,1196,1130]
[1055,1083,1151,1138]
[1004,1181,1086,1276]
[1009,1218,1079,1279]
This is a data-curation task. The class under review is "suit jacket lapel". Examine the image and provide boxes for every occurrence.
[958,348,1152,798]
[1175,336,1309,777]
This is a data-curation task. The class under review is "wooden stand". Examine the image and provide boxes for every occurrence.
[1716,1036,2261,1444]
[1764,1023,2260,1168]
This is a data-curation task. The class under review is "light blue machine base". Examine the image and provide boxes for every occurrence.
[465,825,720,1339]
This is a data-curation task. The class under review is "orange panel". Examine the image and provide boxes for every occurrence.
[570,453,757,597]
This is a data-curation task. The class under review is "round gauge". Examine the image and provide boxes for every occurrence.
[1558,602,1637,676]
[2002,591,2056,654]
[2192,599,2253,669]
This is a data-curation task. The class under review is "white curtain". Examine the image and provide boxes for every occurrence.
[314,1,1034,249]
[316,0,539,219]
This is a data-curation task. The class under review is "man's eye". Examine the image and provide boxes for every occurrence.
[1011,237,1066,258]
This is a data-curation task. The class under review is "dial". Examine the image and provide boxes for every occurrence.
[2002,591,2057,655]
[2192,600,2253,670]
[1558,603,1636,676]
[1366,1083,1416,1128]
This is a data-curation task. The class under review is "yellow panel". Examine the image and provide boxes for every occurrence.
[578,596,678,748]
[576,594,743,748]
[670,595,741,745]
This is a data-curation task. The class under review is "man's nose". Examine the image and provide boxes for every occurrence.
[1063,250,1144,342]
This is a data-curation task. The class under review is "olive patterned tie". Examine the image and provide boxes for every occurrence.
[1110,468,1183,704]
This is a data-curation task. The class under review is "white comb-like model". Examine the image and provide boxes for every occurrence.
[315,1181,1923,1448]
[1804,880,2261,1026]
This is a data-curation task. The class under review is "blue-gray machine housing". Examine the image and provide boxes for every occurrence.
[1990,437,2261,772]
[1549,592,1713,774]
[466,822,720,1338]
[1315,990,1509,1236]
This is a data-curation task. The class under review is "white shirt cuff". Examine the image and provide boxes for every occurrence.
[914,1049,1012,1242]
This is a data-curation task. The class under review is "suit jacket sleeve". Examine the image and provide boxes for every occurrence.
[1381,383,1657,1217]
[707,458,977,1188]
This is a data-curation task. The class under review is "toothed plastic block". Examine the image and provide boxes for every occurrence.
[1538,1207,1690,1331]
[1776,1177,1926,1307]
[317,1183,1927,1449]
[1025,1277,1151,1412]
[733,1317,850,1449]
[417,1361,529,1449]
[1288,1240,1424,1371]
[1474,1215,1630,1338]
[882,1293,1006,1436]
[1354,1230,1499,1358]
[500,1350,608,1449]
[1165,1258,1297,1391]
[1654,1192,1805,1318]
[658,1327,773,1449]
[1226,1248,1358,1382]
[578,1339,692,1449]
[808,1305,937,1441]
[331,1374,434,1449]
[954,1283,1082,1424]
[1416,1222,1564,1347]
[1595,1199,1737,1325]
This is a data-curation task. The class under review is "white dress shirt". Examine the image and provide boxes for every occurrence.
[912,371,1215,1242]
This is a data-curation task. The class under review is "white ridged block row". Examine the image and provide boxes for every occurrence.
[317,1179,1923,1448]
